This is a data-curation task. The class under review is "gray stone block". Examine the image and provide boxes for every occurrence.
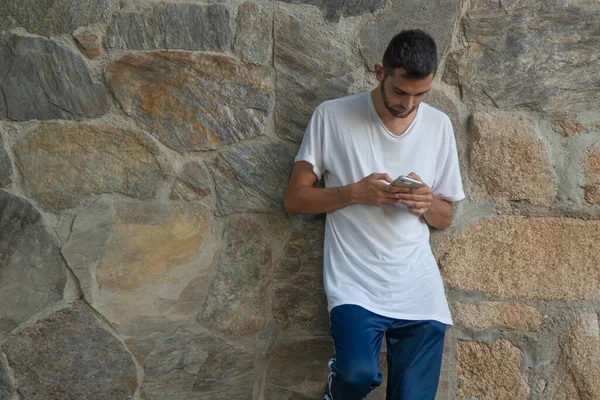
[0,191,66,332]
[279,0,386,22]
[2,304,137,399]
[207,140,297,215]
[0,33,109,121]
[0,0,110,36]
[105,3,231,51]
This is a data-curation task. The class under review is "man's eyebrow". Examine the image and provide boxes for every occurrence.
[390,84,429,96]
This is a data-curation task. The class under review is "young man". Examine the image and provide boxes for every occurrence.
[283,30,465,400]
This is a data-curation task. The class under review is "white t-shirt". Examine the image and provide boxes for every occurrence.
[294,92,465,325]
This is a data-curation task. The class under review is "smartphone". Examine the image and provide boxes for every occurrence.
[392,175,424,188]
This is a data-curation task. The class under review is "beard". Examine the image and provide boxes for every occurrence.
[380,82,418,119]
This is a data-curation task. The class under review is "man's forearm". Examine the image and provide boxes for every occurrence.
[423,197,453,230]
[284,185,355,215]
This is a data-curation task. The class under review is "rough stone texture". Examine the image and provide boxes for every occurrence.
[105,3,230,51]
[0,33,109,121]
[273,217,329,334]
[444,1,600,111]
[170,161,213,201]
[453,302,542,332]
[200,216,272,336]
[436,330,456,400]
[274,12,357,143]
[438,217,600,301]
[142,331,254,400]
[457,339,530,400]
[359,0,458,70]
[0,191,66,332]
[207,140,297,215]
[62,201,214,326]
[548,314,600,400]
[278,0,385,22]
[583,145,600,205]
[234,3,272,65]
[1,303,137,399]
[13,123,166,212]
[73,26,101,59]
[0,351,15,399]
[554,116,587,136]
[265,337,332,399]
[470,113,557,206]
[61,201,113,298]
[0,136,12,188]
[563,313,600,400]
[0,0,110,36]
[107,52,273,152]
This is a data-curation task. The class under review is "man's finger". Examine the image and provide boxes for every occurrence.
[408,207,427,215]
[408,172,422,180]
[398,200,430,209]
[383,185,410,194]
[396,193,431,201]
[371,172,392,183]
[411,186,431,194]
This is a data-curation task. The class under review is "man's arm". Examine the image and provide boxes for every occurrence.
[283,161,408,215]
[395,172,454,230]
[423,198,453,230]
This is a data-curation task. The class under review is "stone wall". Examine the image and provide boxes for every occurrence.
[0,0,599,399]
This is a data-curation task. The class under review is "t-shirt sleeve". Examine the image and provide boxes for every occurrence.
[294,107,325,180]
[431,120,465,202]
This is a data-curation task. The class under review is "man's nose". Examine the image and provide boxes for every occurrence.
[404,95,414,109]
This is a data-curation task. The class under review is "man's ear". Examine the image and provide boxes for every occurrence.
[374,64,385,83]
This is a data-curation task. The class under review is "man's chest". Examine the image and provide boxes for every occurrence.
[323,126,438,186]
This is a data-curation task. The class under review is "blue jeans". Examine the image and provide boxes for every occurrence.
[328,304,446,400]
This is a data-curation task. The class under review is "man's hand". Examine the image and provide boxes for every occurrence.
[350,173,410,206]
[396,172,433,215]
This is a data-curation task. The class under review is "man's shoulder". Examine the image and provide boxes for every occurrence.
[316,92,369,116]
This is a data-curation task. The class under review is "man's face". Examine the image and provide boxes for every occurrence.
[378,67,434,119]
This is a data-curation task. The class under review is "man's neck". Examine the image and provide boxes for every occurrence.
[370,89,418,137]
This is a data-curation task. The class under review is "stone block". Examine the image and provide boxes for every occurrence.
[470,113,557,206]
[1,303,137,399]
[274,12,356,143]
[73,26,101,58]
[62,201,215,326]
[13,123,166,212]
[278,0,385,22]
[273,217,329,334]
[554,116,587,136]
[453,302,542,332]
[0,191,66,332]
[0,33,109,121]
[265,337,333,399]
[583,145,600,205]
[207,140,297,215]
[0,135,12,188]
[444,1,600,111]
[563,313,600,399]
[106,52,273,152]
[199,216,272,336]
[105,3,230,51]
[457,339,530,400]
[142,331,254,400]
[234,2,272,65]
[438,217,600,301]
[0,0,109,36]
[170,161,213,202]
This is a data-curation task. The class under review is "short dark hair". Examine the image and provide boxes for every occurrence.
[382,30,437,79]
